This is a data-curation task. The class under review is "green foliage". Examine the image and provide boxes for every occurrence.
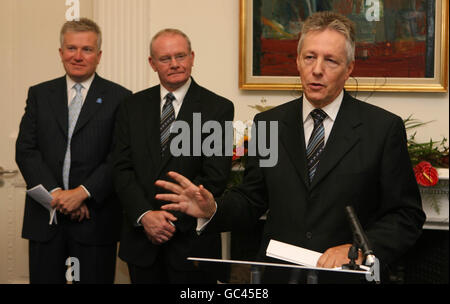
[404,115,449,168]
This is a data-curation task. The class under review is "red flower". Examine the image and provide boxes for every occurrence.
[413,161,439,186]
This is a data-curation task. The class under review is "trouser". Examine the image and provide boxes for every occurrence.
[127,245,216,284]
[28,227,117,284]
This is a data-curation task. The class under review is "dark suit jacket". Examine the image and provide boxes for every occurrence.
[113,78,234,271]
[16,74,131,245]
[209,91,425,269]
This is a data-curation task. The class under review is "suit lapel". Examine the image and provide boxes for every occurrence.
[48,77,69,138]
[72,74,105,136]
[144,86,164,170]
[310,93,362,189]
[279,98,309,187]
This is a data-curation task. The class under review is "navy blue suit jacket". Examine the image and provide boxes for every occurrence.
[16,74,131,245]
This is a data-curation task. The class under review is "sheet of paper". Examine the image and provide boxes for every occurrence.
[26,184,57,225]
[266,239,322,267]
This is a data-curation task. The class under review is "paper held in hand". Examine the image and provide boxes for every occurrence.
[266,239,323,267]
[26,184,57,225]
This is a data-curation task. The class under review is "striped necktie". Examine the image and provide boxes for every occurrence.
[160,92,176,156]
[62,83,83,190]
[306,108,327,182]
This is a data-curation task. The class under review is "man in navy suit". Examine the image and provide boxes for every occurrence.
[155,12,425,283]
[16,18,131,283]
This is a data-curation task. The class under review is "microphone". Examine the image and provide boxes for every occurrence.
[345,205,376,266]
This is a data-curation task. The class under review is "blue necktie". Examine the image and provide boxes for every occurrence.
[306,109,327,182]
[160,92,176,156]
[62,83,83,190]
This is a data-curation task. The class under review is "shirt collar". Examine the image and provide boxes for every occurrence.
[160,77,192,105]
[66,73,96,93]
[302,90,344,123]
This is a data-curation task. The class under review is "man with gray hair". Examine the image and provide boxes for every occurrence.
[113,28,234,283]
[16,17,131,283]
[155,11,425,283]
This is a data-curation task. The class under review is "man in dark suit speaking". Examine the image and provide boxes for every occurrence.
[16,18,131,283]
[155,12,425,283]
[113,29,234,283]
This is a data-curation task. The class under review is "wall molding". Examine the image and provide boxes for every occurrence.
[94,0,152,92]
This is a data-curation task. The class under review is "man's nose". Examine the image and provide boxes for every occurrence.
[74,49,83,60]
[312,58,324,76]
[169,57,179,68]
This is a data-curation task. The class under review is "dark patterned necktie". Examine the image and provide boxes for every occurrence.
[160,92,176,156]
[306,108,327,182]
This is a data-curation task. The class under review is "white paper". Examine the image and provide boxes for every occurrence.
[266,239,323,267]
[26,184,57,225]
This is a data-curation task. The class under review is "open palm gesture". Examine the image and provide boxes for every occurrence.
[155,171,216,219]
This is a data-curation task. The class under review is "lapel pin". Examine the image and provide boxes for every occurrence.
[96,98,103,104]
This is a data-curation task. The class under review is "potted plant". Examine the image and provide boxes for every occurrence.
[404,115,449,225]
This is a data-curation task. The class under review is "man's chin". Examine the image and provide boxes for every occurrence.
[67,71,94,82]
[166,78,189,90]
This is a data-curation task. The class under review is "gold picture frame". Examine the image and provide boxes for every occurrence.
[239,0,448,92]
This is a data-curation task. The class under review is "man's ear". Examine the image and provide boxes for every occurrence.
[149,56,157,72]
[96,50,103,64]
[345,60,355,80]
[190,51,195,66]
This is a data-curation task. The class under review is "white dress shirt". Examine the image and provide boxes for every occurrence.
[159,77,191,118]
[302,90,344,147]
[66,73,95,106]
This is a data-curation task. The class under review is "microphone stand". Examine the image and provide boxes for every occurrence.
[342,205,376,271]
[342,244,362,271]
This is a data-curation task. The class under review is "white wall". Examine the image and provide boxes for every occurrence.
[0,0,95,284]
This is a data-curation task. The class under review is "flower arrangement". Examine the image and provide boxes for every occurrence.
[404,115,449,187]
[228,135,248,188]
[231,98,274,169]
[227,98,273,188]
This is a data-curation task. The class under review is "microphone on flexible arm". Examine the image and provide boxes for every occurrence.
[344,205,376,267]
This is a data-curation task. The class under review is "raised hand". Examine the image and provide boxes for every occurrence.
[155,171,216,219]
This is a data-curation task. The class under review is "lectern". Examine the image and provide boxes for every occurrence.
[188,257,375,284]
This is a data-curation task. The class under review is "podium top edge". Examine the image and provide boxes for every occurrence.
[187,257,371,275]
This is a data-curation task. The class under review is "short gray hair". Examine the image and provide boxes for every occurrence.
[150,28,192,57]
[60,18,102,51]
[297,11,355,63]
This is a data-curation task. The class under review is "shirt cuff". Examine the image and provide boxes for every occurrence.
[137,210,152,226]
[80,185,91,198]
[196,201,218,234]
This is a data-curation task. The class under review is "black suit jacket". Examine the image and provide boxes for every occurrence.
[16,74,131,245]
[113,78,234,270]
[209,91,425,268]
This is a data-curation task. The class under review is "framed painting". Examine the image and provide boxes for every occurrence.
[239,0,448,92]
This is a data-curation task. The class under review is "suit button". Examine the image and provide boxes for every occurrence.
[306,232,313,239]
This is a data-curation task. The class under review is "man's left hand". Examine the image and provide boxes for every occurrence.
[51,186,89,215]
[316,244,363,268]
